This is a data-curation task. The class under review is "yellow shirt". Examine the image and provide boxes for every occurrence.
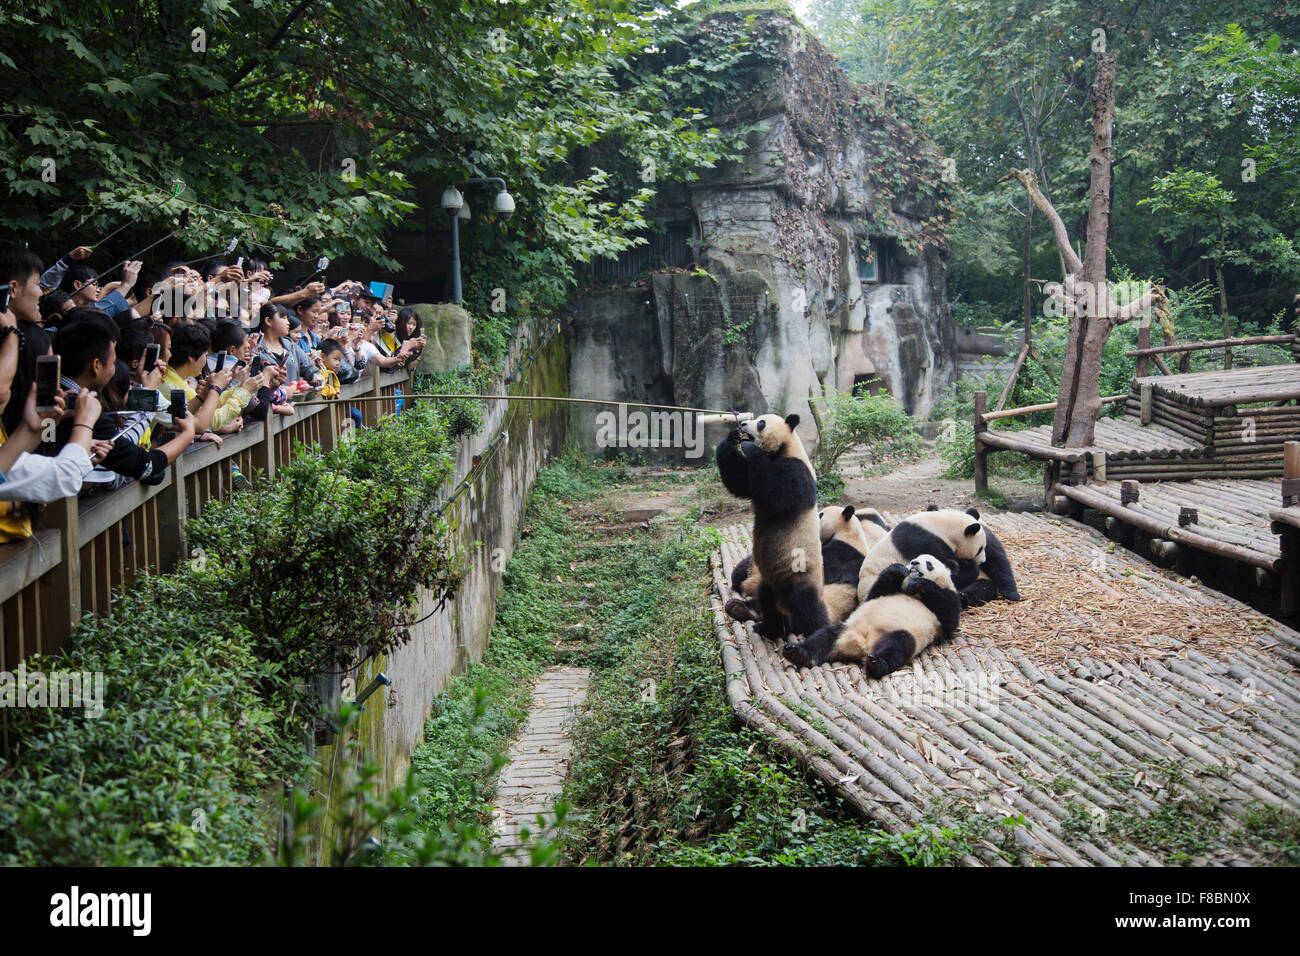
[0,421,33,542]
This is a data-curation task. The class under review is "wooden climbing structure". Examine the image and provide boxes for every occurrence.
[972,334,1300,615]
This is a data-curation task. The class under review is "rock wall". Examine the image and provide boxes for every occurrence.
[567,10,956,459]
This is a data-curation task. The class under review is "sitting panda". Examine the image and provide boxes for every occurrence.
[783,554,962,678]
[857,507,988,602]
[924,505,1021,607]
[819,505,874,624]
[716,413,830,641]
[856,507,891,548]
[726,503,882,625]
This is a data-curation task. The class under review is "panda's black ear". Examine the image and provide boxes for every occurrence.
[784,413,800,429]
[841,505,855,520]
[964,522,981,537]
[926,504,938,511]
[966,507,981,519]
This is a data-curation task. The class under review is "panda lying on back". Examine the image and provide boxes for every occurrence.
[783,554,962,678]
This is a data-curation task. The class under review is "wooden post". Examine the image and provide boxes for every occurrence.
[1285,442,1300,506]
[156,455,189,572]
[319,402,338,454]
[1120,480,1140,505]
[1140,383,1153,425]
[1136,320,1150,378]
[973,391,988,495]
[1091,450,1107,482]
[252,417,276,483]
[41,496,81,652]
[1281,441,1300,616]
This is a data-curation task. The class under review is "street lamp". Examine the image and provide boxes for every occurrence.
[443,177,515,304]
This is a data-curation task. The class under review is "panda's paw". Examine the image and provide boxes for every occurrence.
[864,654,892,679]
[1003,589,1022,602]
[782,641,811,668]
[725,597,758,622]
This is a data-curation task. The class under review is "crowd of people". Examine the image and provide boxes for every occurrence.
[0,242,429,545]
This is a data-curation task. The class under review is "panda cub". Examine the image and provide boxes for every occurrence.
[716,413,830,641]
[923,505,1021,607]
[857,507,987,602]
[783,554,962,678]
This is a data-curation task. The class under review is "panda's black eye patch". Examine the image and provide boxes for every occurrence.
[757,421,766,431]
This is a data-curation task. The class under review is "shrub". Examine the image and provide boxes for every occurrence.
[814,390,922,483]
[0,573,311,865]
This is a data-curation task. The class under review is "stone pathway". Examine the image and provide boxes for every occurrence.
[492,666,590,864]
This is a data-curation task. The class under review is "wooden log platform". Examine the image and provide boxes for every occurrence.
[1052,478,1282,570]
[712,512,1300,866]
[1132,364,1300,408]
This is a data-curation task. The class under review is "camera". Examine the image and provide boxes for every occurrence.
[35,354,60,413]
[125,388,161,412]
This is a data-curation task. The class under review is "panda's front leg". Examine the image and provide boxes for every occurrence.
[865,563,909,600]
[753,582,788,641]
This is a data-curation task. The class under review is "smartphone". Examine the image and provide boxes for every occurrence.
[169,388,188,420]
[0,287,10,313]
[211,354,227,375]
[235,256,244,270]
[125,388,160,412]
[249,356,264,375]
[35,354,60,413]
[142,343,160,373]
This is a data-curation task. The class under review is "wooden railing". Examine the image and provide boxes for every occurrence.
[1127,333,1299,376]
[0,367,410,673]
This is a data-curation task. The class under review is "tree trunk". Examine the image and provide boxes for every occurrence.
[1215,257,1232,370]
[1065,51,1117,450]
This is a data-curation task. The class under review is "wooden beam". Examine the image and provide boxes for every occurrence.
[981,393,1127,423]
[1126,334,1296,358]
[994,344,1030,413]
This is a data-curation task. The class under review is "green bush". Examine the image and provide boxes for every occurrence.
[0,384,485,865]
[0,573,312,865]
[815,390,922,484]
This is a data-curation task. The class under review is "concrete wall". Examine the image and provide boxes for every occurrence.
[305,317,568,859]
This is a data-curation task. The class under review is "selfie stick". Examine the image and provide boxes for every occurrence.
[93,208,192,282]
[180,234,240,267]
[87,179,186,252]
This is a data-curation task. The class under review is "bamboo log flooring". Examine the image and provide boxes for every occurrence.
[713,512,1300,866]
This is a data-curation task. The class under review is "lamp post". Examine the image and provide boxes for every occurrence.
[441,177,515,304]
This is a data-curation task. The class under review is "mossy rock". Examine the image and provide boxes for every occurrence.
[409,303,472,373]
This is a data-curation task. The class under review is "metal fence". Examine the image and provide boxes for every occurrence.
[0,367,410,673]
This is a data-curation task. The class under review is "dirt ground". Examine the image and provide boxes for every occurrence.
[606,447,1046,525]
[842,452,1042,515]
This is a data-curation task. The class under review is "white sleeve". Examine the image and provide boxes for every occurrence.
[0,446,94,503]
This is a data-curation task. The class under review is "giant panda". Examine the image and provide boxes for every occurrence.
[857,507,988,602]
[783,554,962,677]
[855,507,891,549]
[818,505,873,624]
[727,503,880,625]
[924,505,1021,607]
[716,413,830,640]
